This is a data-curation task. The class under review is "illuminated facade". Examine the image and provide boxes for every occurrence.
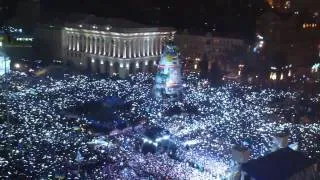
[0,53,10,76]
[62,16,175,78]
[175,33,246,74]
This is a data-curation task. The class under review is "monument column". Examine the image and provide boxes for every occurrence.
[138,39,141,57]
[85,36,88,53]
[117,39,121,58]
[112,39,116,57]
[154,37,158,55]
[68,34,72,50]
[94,37,98,54]
[159,37,163,54]
[108,38,112,57]
[90,36,93,53]
[151,37,154,56]
[128,40,132,58]
[147,38,150,56]
[133,39,136,58]
[76,34,80,51]
[142,39,146,57]
[103,37,107,55]
[123,40,127,58]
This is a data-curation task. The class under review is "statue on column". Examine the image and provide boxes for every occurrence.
[154,40,182,98]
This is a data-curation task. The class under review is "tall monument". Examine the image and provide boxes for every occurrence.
[154,41,182,98]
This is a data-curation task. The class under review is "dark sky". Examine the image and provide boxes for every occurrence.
[4,0,269,39]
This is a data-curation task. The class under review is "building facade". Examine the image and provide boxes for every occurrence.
[175,33,246,74]
[62,18,175,78]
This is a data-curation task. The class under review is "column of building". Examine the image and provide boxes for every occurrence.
[123,40,127,59]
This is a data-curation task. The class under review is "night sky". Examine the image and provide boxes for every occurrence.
[3,0,270,39]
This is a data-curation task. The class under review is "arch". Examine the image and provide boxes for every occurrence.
[148,61,153,73]
[97,38,101,55]
[105,60,110,75]
[129,62,135,74]
[101,38,105,55]
[82,35,86,52]
[88,37,91,53]
[139,61,144,73]
[144,39,148,56]
[86,57,92,73]
[113,61,120,74]
[95,59,100,74]
[92,37,96,54]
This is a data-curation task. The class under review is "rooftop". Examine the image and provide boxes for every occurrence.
[242,147,316,180]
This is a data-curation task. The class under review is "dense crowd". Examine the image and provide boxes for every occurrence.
[0,72,319,179]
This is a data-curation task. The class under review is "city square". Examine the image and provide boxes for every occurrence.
[0,70,319,179]
[0,0,319,179]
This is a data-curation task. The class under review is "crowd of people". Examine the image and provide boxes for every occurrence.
[0,72,319,179]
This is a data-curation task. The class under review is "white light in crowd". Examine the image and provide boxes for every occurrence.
[280,73,284,80]
[270,72,277,80]
[1,72,319,179]
[257,34,264,40]
[14,63,21,69]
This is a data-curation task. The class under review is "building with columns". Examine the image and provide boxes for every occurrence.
[60,15,175,78]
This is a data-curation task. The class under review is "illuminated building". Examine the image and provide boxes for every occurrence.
[174,33,246,74]
[35,14,175,78]
[62,15,175,78]
[0,52,10,76]
[256,11,320,70]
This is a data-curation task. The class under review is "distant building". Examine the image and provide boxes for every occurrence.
[266,0,320,14]
[35,14,175,78]
[266,0,292,13]
[256,11,320,67]
[174,32,246,75]
[0,51,10,75]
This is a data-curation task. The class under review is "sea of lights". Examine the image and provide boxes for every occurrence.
[0,72,319,179]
